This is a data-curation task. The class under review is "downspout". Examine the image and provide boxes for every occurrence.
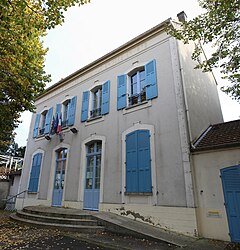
[169,17,195,208]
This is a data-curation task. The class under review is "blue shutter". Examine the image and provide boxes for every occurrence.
[33,113,40,138]
[28,153,42,192]
[67,96,77,126]
[137,130,152,192]
[126,131,138,192]
[117,75,127,110]
[81,91,89,122]
[145,59,158,100]
[44,107,53,134]
[101,80,110,115]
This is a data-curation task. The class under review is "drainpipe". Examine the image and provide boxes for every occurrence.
[169,13,195,208]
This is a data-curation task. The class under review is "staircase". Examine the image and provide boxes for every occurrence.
[10,206,105,233]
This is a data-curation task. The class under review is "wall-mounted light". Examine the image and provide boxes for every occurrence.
[45,135,51,140]
[70,127,78,134]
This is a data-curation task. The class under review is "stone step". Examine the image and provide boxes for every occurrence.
[23,206,95,220]
[16,210,99,226]
[10,214,105,234]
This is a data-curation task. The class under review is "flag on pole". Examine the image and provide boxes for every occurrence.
[57,114,62,134]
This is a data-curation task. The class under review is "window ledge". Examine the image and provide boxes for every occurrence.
[85,116,104,126]
[124,192,153,196]
[27,191,38,194]
[123,100,152,115]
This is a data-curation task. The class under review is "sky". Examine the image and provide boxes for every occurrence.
[14,0,240,147]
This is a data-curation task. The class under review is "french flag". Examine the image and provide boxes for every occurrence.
[57,114,62,134]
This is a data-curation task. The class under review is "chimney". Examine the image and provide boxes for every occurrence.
[177,11,187,22]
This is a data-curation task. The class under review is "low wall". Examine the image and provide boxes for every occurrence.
[0,180,10,209]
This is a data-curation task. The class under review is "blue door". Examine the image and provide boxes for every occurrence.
[84,141,102,210]
[52,149,67,207]
[221,165,240,243]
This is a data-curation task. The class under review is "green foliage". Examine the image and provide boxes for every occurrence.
[0,0,90,148]
[169,0,240,101]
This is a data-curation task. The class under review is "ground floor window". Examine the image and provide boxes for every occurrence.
[28,153,43,192]
[125,130,152,193]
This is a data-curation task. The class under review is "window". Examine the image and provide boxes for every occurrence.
[28,153,43,192]
[55,96,77,128]
[54,148,67,190]
[125,130,152,193]
[117,59,157,110]
[39,110,47,136]
[90,87,102,118]
[129,69,146,106]
[85,141,102,190]
[62,100,70,128]
[81,81,110,122]
[33,108,53,138]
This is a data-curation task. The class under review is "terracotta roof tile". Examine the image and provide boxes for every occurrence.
[192,119,240,151]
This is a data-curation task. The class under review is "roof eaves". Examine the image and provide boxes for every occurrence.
[37,18,172,100]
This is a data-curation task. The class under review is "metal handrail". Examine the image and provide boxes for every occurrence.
[4,190,27,203]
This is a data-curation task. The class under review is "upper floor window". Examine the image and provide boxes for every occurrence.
[117,59,157,110]
[33,107,53,138]
[39,110,48,136]
[81,80,110,122]
[91,86,102,119]
[129,69,146,106]
[55,96,77,129]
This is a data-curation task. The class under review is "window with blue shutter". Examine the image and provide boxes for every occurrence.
[117,75,127,110]
[67,96,77,126]
[44,107,53,134]
[101,80,110,115]
[145,59,157,100]
[126,131,138,192]
[81,91,90,122]
[33,113,40,138]
[126,130,152,193]
[28,153,43,192]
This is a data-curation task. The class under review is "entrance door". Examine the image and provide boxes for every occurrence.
[221,165,240,243]
[52,149,67,207]
[84,141,102,210]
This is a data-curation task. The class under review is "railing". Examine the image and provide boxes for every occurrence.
[128,91,146,106]
[39,128,45,135]
[4,190,27,211]
[0,155,23,180]
[90,108,101,118]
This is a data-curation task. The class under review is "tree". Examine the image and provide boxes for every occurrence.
[0,0,90,151]
[169,0,240,101]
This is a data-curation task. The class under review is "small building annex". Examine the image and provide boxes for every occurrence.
[16,12,236,241]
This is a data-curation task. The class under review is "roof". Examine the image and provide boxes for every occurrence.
[192,119,240,152]
[37,18,172,100]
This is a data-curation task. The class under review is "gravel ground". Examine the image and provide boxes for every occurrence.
[1,211,240,250]
[0,211,175,250]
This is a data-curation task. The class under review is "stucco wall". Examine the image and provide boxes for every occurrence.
[177,40,223,141]
[192,147,240,241]
[17,26,222,237]
[19,31,189,208]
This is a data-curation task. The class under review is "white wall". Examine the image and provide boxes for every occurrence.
[192,147,240,241]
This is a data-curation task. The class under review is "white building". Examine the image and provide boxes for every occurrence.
[16,13,240,242]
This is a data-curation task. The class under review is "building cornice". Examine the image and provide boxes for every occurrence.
[37,18,172,100]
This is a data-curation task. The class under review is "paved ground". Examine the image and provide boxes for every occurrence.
[1,211,240,250]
